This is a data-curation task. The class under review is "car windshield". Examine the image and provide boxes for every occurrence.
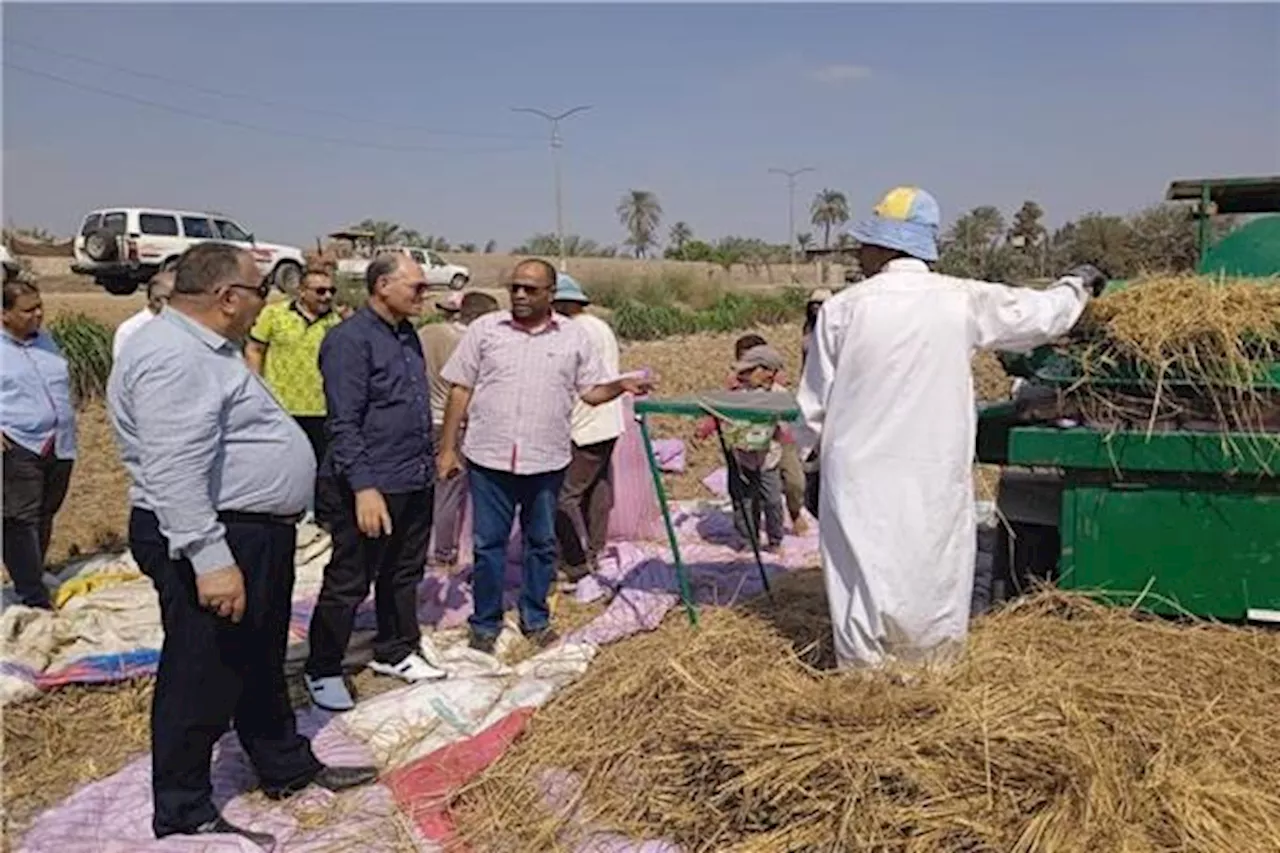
[214,220,251,242]
[428,252,444,266]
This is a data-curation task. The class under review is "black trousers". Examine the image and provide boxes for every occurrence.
[803,449,821,520]
[129,508,321,837]
[305,479,433,678]
[2,442,73,609]
[294,416,328,465]
[294,416,340,527]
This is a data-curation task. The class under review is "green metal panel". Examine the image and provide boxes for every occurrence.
[1007,427,1279,476]
[1057,482,1280,620]
[1198,215,1280,278]
[635,393,798,423]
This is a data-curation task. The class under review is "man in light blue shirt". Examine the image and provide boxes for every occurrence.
[108,242,376,848]
[1,279,76,609]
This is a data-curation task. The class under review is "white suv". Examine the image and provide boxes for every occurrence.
[335,246,471,290]
[72,207,305,295]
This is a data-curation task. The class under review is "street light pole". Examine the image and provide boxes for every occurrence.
[768,166,815,282]
[512,105,593,272]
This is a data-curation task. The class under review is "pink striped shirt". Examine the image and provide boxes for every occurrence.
[440,311,611,475]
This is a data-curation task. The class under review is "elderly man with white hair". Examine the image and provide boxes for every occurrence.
[796,186,1106,670]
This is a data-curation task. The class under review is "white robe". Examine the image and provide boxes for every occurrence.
[795,258,1090,669]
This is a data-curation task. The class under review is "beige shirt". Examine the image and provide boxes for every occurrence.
[569,313,625,447]
[418,320,466,426]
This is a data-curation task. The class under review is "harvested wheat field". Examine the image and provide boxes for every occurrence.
[450,570,1280,853]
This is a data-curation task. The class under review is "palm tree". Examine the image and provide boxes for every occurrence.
[810,190,850,249]
[617,190,663,258]
[796,232,814,252]
[355,219,404,247]
[397,228,426,247]
[669,221,693,254]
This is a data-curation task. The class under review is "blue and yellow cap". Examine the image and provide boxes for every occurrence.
[848,186,941,262]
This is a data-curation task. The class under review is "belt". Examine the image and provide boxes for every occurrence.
[217,509,305,527]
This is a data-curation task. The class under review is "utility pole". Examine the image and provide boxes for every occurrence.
[768,166,815,282]
[511,105,593,272]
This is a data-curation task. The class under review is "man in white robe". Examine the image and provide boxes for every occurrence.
[796,186,1105,669]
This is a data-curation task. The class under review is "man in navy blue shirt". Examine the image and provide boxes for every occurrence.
[304,253,447,712]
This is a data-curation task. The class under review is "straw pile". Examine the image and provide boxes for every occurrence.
[2,679,153,840]
[450,570,1280,853]
[1058,275,1280,434]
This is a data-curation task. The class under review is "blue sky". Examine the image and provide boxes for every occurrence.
[3,3,1278,250]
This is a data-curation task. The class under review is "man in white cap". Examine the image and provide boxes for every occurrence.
[551,273,625,584]
[796,186,1106,670]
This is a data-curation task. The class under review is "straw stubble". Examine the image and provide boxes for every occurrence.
[449,571,1280,852]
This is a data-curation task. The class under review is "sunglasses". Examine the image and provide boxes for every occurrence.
[508,282,550,295]
[309,287,336,296]
[226,281,271,300]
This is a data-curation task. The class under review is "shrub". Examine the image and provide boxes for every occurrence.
[335,274,368,311]
[47,313,113,405]
[588,271,722,311]
[609,288,808,341]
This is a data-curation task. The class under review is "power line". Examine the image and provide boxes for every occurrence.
[5,61,540,155]
[768,166,816,280]
[5,37,540,142]
[511,105,593,271]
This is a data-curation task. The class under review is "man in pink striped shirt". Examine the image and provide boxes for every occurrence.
[437,258,651,653]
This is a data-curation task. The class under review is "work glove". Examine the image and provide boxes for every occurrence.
[1064,263,1108,297]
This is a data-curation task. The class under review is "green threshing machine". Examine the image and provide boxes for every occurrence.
[977,176,1280,623]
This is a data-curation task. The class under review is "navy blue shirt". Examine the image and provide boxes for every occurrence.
[319,306,433,494]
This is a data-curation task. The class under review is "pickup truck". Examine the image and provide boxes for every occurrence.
[337,246,470,290]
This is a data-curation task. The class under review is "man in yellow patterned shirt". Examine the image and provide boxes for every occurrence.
[246,270,342,502]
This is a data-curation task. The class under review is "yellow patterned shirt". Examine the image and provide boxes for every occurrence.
[248,301,342,416]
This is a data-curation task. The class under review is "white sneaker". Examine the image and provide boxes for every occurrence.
[367,652,447,683]
[304,675,355,712]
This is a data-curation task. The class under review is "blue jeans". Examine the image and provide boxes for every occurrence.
[467,462,566,638]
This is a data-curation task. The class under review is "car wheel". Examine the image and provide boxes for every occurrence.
[160,256,180,273]
[84,229,119,262]
[100,277,140,296]
[273,262,301,295]
[449,273,468,291]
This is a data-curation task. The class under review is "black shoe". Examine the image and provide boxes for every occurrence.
[186,816,277,850]
[523,626,560,650]
[263,764,378,801]
[469,631,497,654]
[313,764,379,793]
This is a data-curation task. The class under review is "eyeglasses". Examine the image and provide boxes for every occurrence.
[310,287,336,296]
[508,282,550,295]
[226,281,271,300]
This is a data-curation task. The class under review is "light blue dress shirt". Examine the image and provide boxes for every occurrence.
[0,329,77,459]
[107,308,315,575]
